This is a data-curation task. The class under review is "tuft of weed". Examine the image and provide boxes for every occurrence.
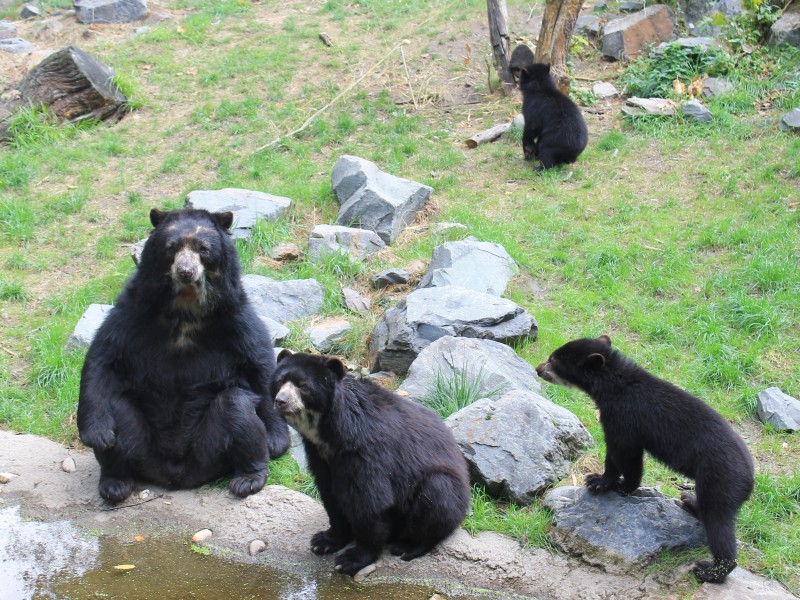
[418,357,504,418]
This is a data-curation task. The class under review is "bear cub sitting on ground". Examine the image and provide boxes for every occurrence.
[272,351,471,576]
[536,335,754,583]
[78,208,290,504]
[519,63,588,171]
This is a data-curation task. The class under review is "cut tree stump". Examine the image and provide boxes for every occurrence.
[1,46,129,140]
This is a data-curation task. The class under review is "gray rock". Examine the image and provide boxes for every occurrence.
[369,286,538,375]
[592,82,619,99]
[257,315,289,345]
[655,36,717,53]
[74,0,148,24]
[702,77,734,98]
[370,268,411,289]
[768,5,800,48]
[185,188,292,240]
[620,1,644,11]
[398,336,542,401]
[307,224,385,261]
[431,222,467,234]
[331,155,432,245]
[779,108,800,132]
[576,14,602,37]
[270,242,302,262]
[544,486,707,571]
[20,4,41,19]
[0,21,17,40]
[131,237,147,265]
[417,238,516,296]
[362,371,397,388]
[241,274,324,324]
[66,304,114,349]
[602,5,677,60]
[305,317,351,353]
[0,38,33,53]
[678,0,742,27]
[691,567,800,600]
[756,387,800,431]
[342,287,370,314]
[682,99,713,122]
[446,392,593,504]
[622,97,677,117]
[511,113,525,129]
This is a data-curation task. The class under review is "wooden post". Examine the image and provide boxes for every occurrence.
[534,0,585,93]
[487,0,515,96]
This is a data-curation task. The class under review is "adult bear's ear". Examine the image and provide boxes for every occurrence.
[150,208,167,228]
[584,353,606,370]
[326,358,346,380]
[213,211,234,231]
[277,349,293,363]
[597,334,612,346]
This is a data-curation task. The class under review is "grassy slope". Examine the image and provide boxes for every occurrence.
[0,0,798,593]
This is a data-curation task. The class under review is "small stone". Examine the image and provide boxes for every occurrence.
[20,4,41,19]
[362,371,397,388]
[593,82,619,99]
[682,99,713,122]
[139,489,151,499]
[431,222,467,234]
[61,457,77,473]
[702,77,734,99]
[353,563,377,582]
[342,287,370,313]
[370,268,411,289]
[0,472,18,484]
[192,529,213,543]
[779,108,800,132]
[270,242,303,262]
[248,539,267,556]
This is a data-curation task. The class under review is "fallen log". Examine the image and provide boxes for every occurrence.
[464,114,523,148]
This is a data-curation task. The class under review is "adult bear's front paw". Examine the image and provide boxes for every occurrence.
[334,545,379,576]
[585,473,619,494]
[99,475,134,504]
[693,559,736,583]
[229,470,267,497]
[80,423,116,451]
[310,529,350,555]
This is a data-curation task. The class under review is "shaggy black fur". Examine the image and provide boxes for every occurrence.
[519,63,588,171]
[536,335,754,584]
[78,208,290,504]
[272,351,471,576]
[509,44,534,85]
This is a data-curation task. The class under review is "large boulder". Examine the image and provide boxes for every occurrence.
[756,387,800,431]
[74,0,149,24]
[544,486,707,572]
[369,286,538,375]
[185,188,292,240]
[417,238,516,296]
[602,5,677,60]
[307,224,385,261]
[446,392,593,504]
[331,155,432,245]
[398,336,542,401]
[241,274,324,324]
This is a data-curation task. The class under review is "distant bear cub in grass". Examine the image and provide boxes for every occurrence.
[272,351,471,576]
[519,63,588,171]
[536,336,754,584]
[78,208,290,504]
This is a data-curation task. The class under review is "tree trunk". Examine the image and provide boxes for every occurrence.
[534,0,585,93]
[487,0,515,96]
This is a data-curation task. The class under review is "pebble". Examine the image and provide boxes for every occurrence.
[192,529,213,543]
[248,539,267,556]
[139,489,151,500]
[61,457,76,473]
[0,472,18,484]
[353,563,377,583]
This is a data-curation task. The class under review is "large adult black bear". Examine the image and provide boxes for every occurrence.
[271,351,471,576]
[519,63,588,171]
[536,335,754,583]
[78,208,290,504]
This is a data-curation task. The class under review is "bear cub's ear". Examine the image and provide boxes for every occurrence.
[277,349,293,363]
[150,208,168,228]
[326,358,346,380]
[597,334,612,346]
[584,353,606,370]
[213,211,234,231]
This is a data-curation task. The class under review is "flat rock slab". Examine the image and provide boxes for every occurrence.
[622,97,678,116]
[369,286,538,375]
[332,155,432,245]
[305,317,351,353]
[446,392,593,504]
[74,0,149,24]
[341,287,370,313]
[593,82,619,99]
[757,387,800,431]
[66,303,114,349]
[692,567,800,600]
[398,335,542,401]
[602,4,677,60]
[185,188,292,240]
[307,224,385,261]
[0,38,33,53]
[544,486,706,572]
[241,274,324,324]
[417,238,516,296]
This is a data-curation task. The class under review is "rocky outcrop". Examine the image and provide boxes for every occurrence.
[602,5,677,60]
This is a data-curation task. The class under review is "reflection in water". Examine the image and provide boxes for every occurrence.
[1,505,473,600]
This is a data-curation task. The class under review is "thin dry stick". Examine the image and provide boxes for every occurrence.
[399,43,418,110]
[253,40,411,153]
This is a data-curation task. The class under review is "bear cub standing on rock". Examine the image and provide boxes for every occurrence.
[536,336,754,584]
[519,63,588,171]
[78,208,290,504]
[272,351,471,576]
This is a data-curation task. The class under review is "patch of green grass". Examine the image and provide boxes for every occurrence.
[418,358,504,418]
[0,279,28,301]
[265,453,318,498]
[464,486,553,549]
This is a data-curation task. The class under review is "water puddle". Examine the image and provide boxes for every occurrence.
[1,505,485,600]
